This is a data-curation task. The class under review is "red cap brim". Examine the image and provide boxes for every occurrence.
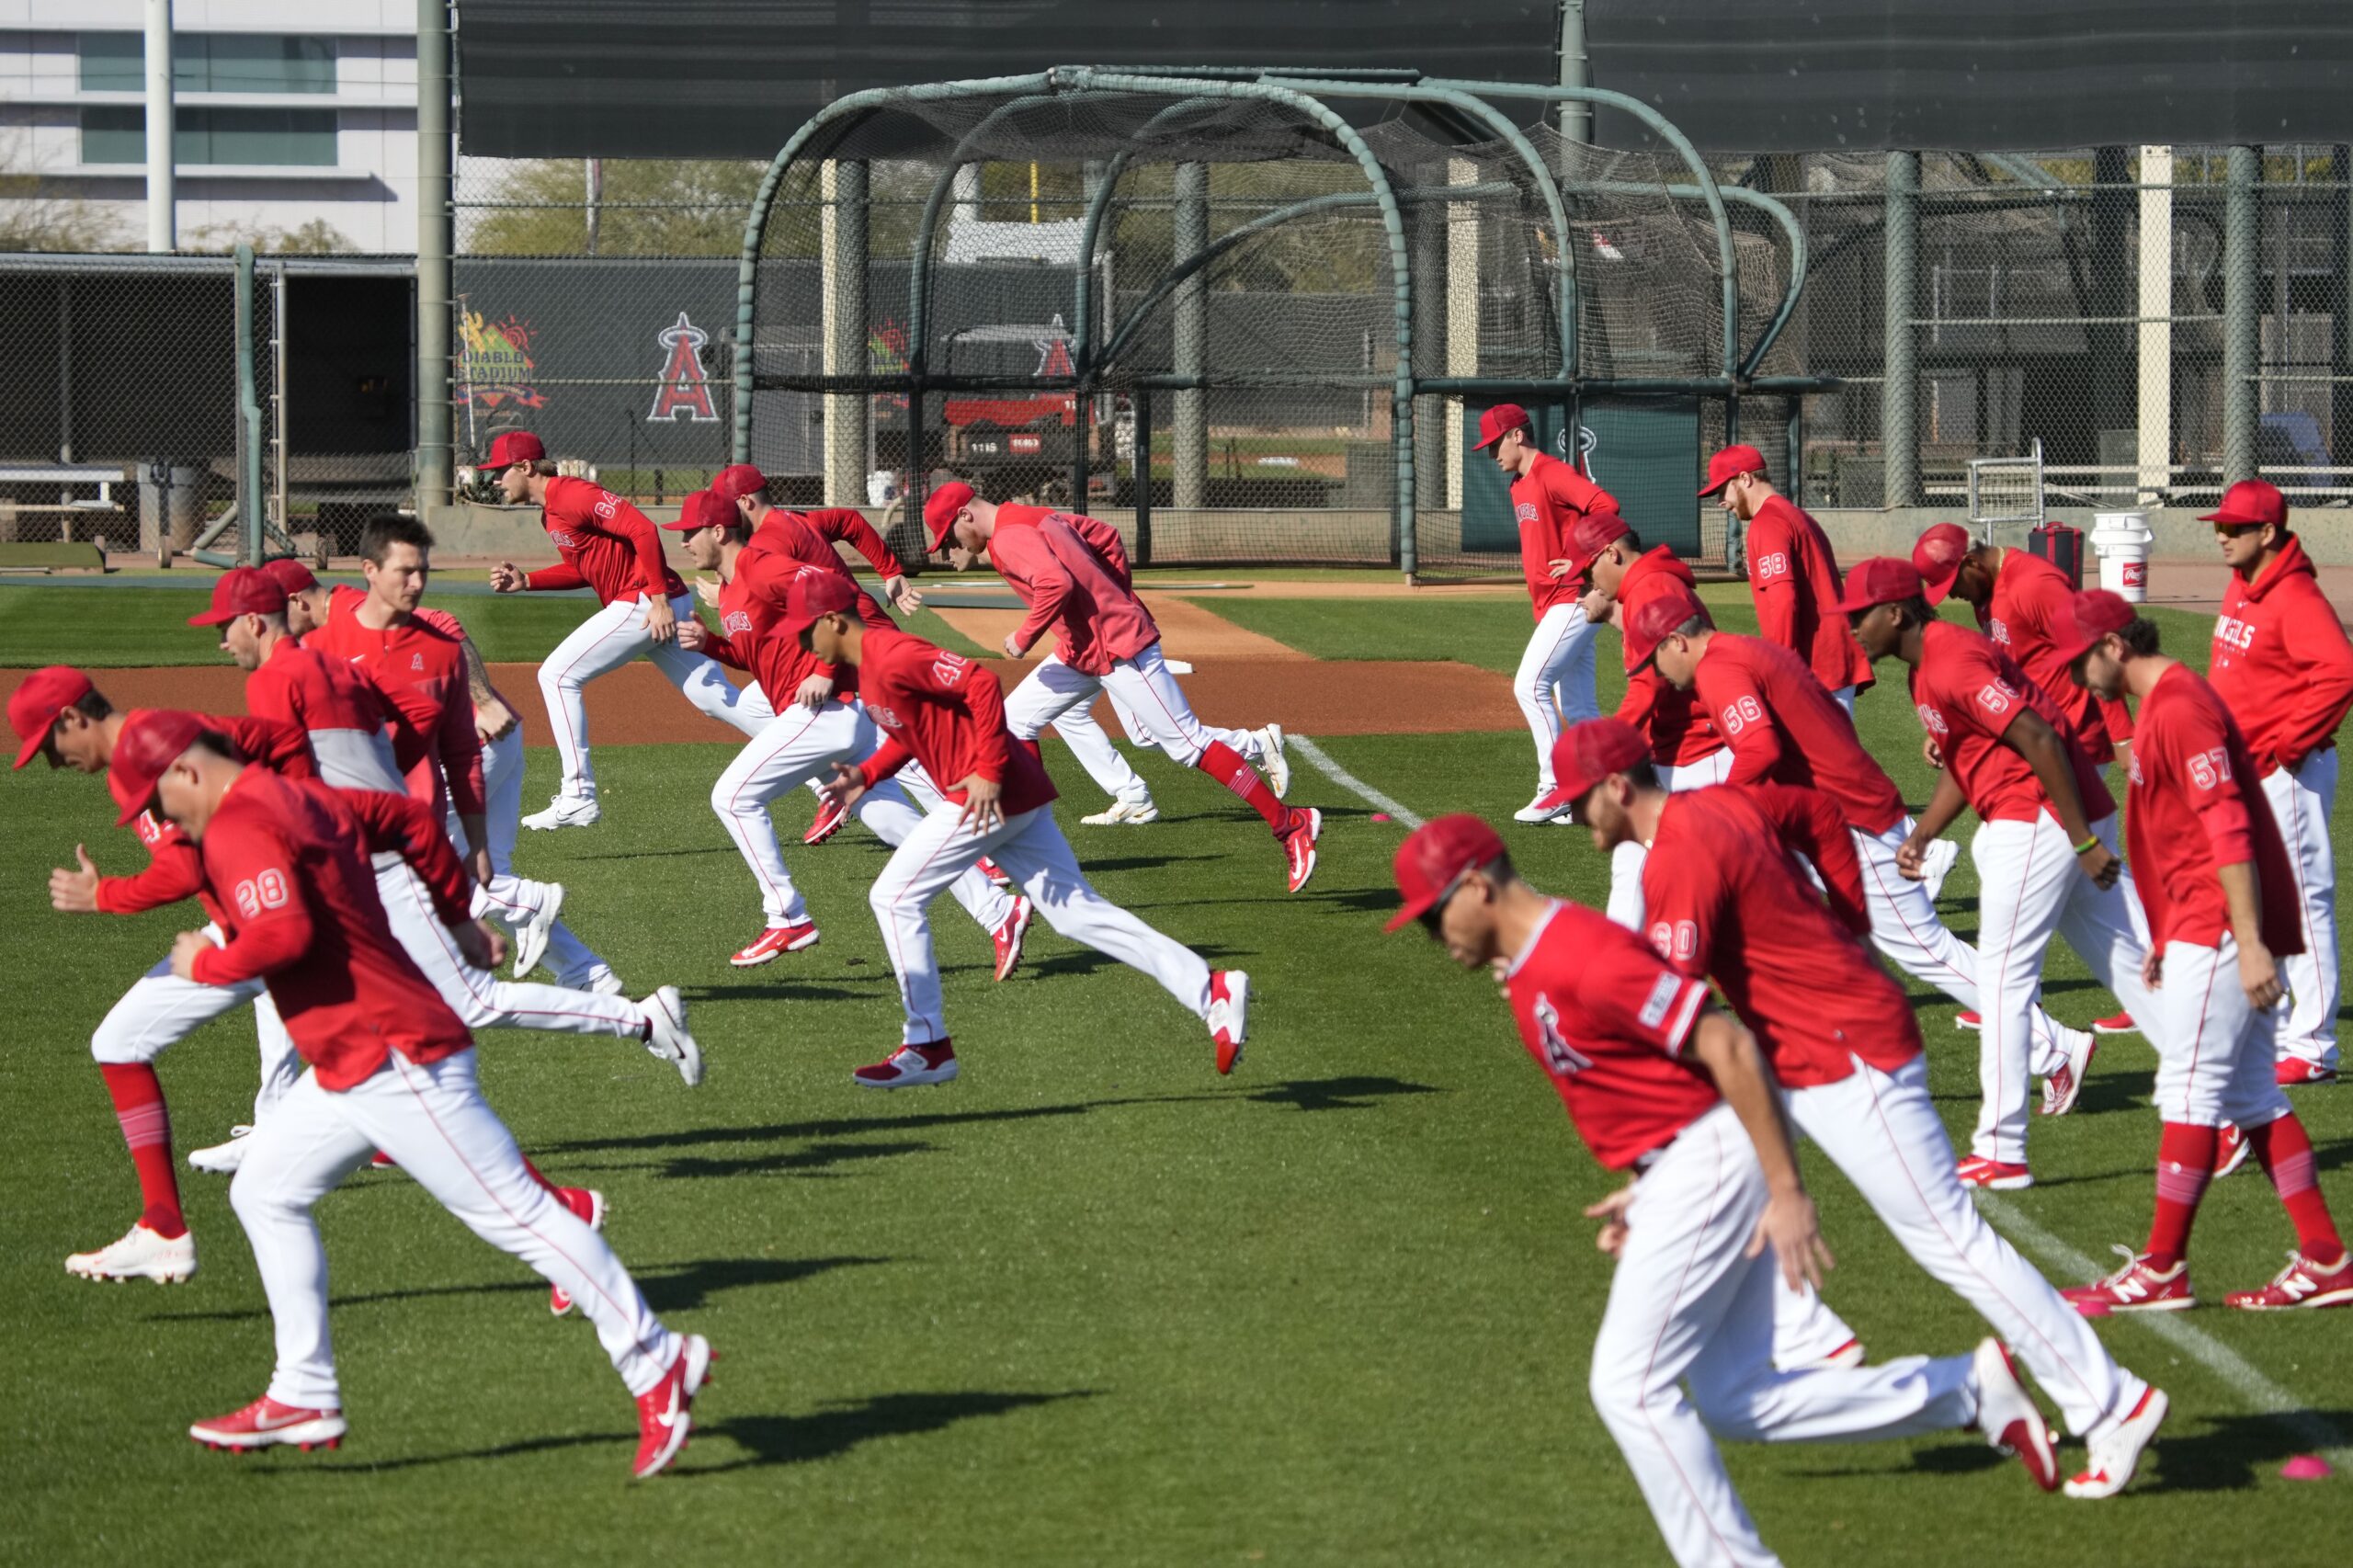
[2198,506,2268,528]
[186,608,239,628]
[1697,476,1732,497]
[1919,568,1956,608]
[1472,428,1511,451]
[13,721,55,770]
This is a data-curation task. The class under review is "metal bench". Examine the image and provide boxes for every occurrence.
[0,464,129,545]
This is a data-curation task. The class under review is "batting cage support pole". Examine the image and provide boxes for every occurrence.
[415,0,454,506]
[2222,143,2261,486]
[1882,150,1921,507]
[234,243,263,566]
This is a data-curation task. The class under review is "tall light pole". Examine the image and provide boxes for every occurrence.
[143,0,175,253]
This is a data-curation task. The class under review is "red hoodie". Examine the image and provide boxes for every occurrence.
[1613,547,1722,766]
[2211,533,2353,773]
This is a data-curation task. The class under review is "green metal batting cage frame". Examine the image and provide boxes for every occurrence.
[729,66,1832,577]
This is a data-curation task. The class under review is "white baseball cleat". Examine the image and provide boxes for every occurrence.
[640,986,703,1087]
[1209,970,1249,1074]
[1920,836,1961,902]
[1513,791,1566,824]
[189,1395,347,1452]
[1081,796,1159,826]
[509,882,564,978]
[1254,724,1290,798]
[66,1221,196,1284]
[2063,1386,2167,1498]
[2040,1029,2097,1118]
[188,1126,255,1175]
[1972,1337,2059,1491]
[522,792,600,832]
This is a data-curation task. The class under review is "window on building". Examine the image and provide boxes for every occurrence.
[82,107,339,167]
[80,33,337,95]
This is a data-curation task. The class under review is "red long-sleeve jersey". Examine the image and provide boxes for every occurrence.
[855,626,1058,816]
[1613,547,1722,767]
[1745,495,1873,695]
[768,506,908,583]
[702,551,859,706]
[244,637,405,795]
[1513,452,1617,620]
[988,511,1159,677]
[96,711,315,924]
[306,585,485,818]
[1910,621,2112,827]
[2211,534,2353,774]
[1979,549,2131,766]
[1691,631,1906,835]
[524,476,688,605]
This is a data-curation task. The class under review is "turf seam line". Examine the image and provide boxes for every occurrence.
[1293,733,2353,1475]
[1286,734,1424,829]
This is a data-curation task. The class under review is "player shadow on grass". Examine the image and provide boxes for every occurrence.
[688,1389,1098,1474]
[143,1255,886,1323]
[574,1140,942,1182]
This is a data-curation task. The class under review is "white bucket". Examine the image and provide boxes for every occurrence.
[2090,509,2154,604]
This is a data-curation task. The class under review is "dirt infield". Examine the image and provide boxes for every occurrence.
[3,656,1525,746]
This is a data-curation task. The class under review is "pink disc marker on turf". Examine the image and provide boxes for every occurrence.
[1370,812,1392,823]
[2281,1455,2332,1482]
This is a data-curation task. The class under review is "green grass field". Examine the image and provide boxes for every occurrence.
[2,580,2346,1566]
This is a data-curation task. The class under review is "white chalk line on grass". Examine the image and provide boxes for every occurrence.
[1290,734,2352,1471]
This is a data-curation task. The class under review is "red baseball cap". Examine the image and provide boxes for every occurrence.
[1623,588,1710,671]
[1836,557,1924,616]
[259,557,318,596]
[1385,812,1508,932]
[924,482,977,551]
[1911,523,1972,606]
[188,566,288,628]
[1699,443,1768,497]
[1538,718,1653,812]
[2050,588,2139,667]
[483,430,545,469]
[1561,508,1632,585]
[660,489,737,532]
[8,664,95,768]
[1472,403,1532,451]
[107,708,207,825]
[2200,479,2286,530]
[711,463,767,502]
[784,568,859,642]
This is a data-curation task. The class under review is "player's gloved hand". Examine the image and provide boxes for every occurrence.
[1921,734,1944,771]
[642,595,678,644]
[795,674,835,710]
[1751,1185,1834,1291]
[2075,838,2121,890]
[820,761,870,817]
[956,774,1005,835]
[489,562,524,594]
[168,929,210,981]
[1893,834,1932,881]
[1584,1182,1637,1259]
[49,844,101,913]
[885,575,921,613]
[452,918,506,971]
[473,695,518,744]
[2238,938,2284,1011]
[675,618,708,652]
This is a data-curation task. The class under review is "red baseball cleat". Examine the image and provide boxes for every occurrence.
[803,797,848,846]
[1954,1154,2033,1191]
[632,1334,712,1480]
[2091,1012,2138,1035]
[189,1395,347,1452]
[853,1041,959,1088]
[549,1187,606,1318]
[1209,970,1249,1074]
[992,896,1031,983]
[1972,1339,2059,1492]
[2278,1058,2340,1086]
[1279,807,1322,893]
[2223,1249,2353,1310]
[369,1151,396,1169]
[732,920,820,968]
[1955,1010,1983,1030]
[2063,1247,2194,1316]
[2063,1385,2167,1498]
[977,857,1013,890]
[2040,1032,2097,1118]
[2213,1121,2251,1177]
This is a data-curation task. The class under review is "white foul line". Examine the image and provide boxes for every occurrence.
[1291,733,2352,1471]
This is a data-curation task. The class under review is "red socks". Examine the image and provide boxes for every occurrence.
[99,1062,185,1239]
[2144,1121,2216,1269]
[1197,741,1284,832]
[2247,1114,2346,1265]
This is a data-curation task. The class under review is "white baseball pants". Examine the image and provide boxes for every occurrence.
[2152,937,2295,1131]
[1003,654,1149,805]
[449,728,608,983]
[1968,813,2157,1165]
[1829,685,1858,715]
[870,802,1211,1045]
[1005,644,1261,772]
[91,925,300,1127]
[1789,1055,2147,1442]
[1606,747,1733,929]
[538,592,772,797]
[2262,752,2338,1070]
[374,860,646,1040]
[1591,1103,1977,1568]
[1516,604,1599,792]
[229,1048,677,1410]
[710,699,1012,932]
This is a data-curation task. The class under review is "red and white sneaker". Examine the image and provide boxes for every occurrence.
[2092,1012,2138,1035]
[2040,1031,2097,1117]
[189,1395,347,1452]
[65,1220,196,1284]
[803,797,848,846]
[1806,1337,1866,1371]
[2063,1385,2167,1498]
[1972,1338,2059,1492]
[369,1151,397,1169]
[853,1041,959,1089]
[977,857,1013,890]
[2223,1249,2353,1310]
[992,896,1031,983]
[548,1187,606,1318]
[732,920,819,968]
[1955,1010,1983,1030]
[2213,1121,2251,1177]
[1279,807,1322,893]
[2062,1246,2194,1316]
[1955,1154,2033,1190]
[1209,970,1249,1074]
[632,1334,712,1480]
[2278,1058,2340,1086]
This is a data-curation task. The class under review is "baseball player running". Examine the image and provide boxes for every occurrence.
[2058,591,2351,1312]
[1841,558,2158,1188]
[481,430,770,829]
[1557,718,2166,1499]
[1702,444,1874,710]
[14,670,310,1277]
[924,483,1317,892]
[1474,404,1611,821]
[1391,812,2058,1567]
[1635,590,2098,1115]
[104,711,710,1473]
[662,488,1030,974]
[2205,480,2353,1085]
[795,573,1249,1087]
[1913,522,2137,1037]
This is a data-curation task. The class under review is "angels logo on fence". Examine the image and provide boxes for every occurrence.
[650,312,720,423]
[1559,422,1602,485]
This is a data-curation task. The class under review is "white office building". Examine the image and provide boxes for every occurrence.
[0,1,420,254]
